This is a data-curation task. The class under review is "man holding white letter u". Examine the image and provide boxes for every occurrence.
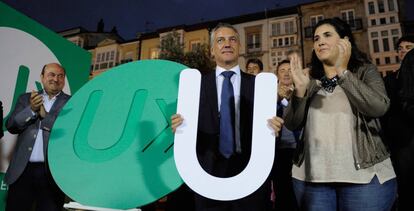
[171,23,284,211]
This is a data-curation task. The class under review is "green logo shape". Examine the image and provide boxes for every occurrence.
[48,60,186,209]
[1,1,91,132]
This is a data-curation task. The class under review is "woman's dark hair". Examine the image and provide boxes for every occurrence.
[310,18,370,79]
[246,58,263,71]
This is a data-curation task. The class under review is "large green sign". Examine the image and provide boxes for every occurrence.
[0,2,91,210]
[48,60,186,209]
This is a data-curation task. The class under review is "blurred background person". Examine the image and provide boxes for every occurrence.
[270,59,300,211]
[382,42,414,210]
[246,58,263,75]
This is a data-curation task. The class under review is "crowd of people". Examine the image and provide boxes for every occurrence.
[1,18,413,211]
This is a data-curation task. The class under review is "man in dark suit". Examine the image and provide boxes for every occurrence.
[172,23,283,211]
[5,63,69,211]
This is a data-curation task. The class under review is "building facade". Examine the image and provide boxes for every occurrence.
[89,38,140,77]
[300,0,369,66]
[232,7,300,73]
[365,0,402,74]
[60,0,407,78]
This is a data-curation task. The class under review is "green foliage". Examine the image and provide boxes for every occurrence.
[159,30,184,63]
[159,30,214,73]
[183,44,215,74]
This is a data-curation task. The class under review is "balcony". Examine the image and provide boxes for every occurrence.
[304,18,363,39]
[246,43,261,53]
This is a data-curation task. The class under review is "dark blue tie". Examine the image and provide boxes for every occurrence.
[219,71,235,158]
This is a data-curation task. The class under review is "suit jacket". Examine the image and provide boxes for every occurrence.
[196,70,255,177]
[5,91,70,185]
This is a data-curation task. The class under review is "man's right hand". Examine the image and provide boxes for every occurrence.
[30,90,43,112]
[171,114,183,133]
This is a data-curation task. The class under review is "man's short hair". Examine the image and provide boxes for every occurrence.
[246,58,263,71]
[210,23,239,47]
[397,35,414,50]
[275,60,290,74]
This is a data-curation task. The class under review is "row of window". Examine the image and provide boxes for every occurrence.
[271,21,296,36]
[374,56,399,65]
[371,28,400,53]
[96,51,115,63]
[272,36,296,48]
[368,0,396,15]
[370,16,397,27]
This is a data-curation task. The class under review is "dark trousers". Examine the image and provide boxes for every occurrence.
[6,162,65,211]
[390,138,414,211]
[194,153,271,211]
[194,180,271,211]
[272,148,298,211]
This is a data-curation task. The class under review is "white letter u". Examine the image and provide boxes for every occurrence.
[174,69,277,201]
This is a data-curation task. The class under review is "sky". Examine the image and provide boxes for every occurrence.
[2,0,413,40]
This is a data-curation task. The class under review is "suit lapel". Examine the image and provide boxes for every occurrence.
[205,72,219,119]
[48,92,67,115]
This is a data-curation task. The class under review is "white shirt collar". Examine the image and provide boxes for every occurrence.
[215,65,241,77]
[42,90,61,101]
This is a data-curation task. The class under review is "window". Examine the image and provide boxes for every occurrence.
[245,25,262,52]
[391,29,399,36]
[278,38,283,46]
[284,21,295,34]
[371,19,376,26]
[105,52,110,61]
[341,9,355,27]
[189,40,201,51]
[100,63,108,69]
[388,0,395,11]
[97,53,101,62]
[380,18,386,24]
[368,2,375,14]
[272,23,281,36]
[290,37,295,45]
[371,32,379,38]
[373,39,380,52]
[378,0,385,13]
[383,38,390,51]
[310,15,324,26]
[376,58,381,65]
[381,30,388,36]
[94,64,99,70]
[110,51,115,60]
[393,36,399,50]
[150,48,159,59]
[247,33,261,50]
[390,16,396,23]
[385,57,391,64]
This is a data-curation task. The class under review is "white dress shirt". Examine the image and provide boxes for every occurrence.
[29,91,59,162]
